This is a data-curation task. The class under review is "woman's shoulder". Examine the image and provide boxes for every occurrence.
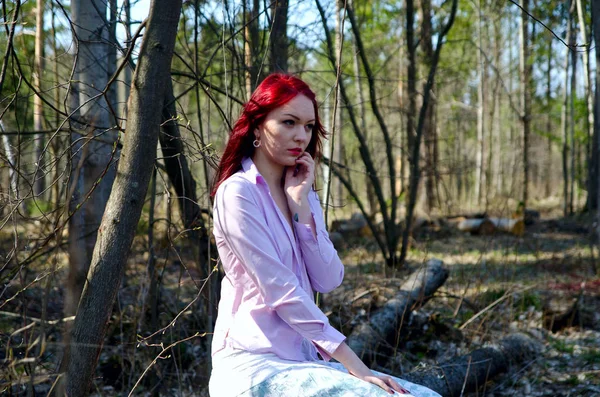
[215,173,258,201]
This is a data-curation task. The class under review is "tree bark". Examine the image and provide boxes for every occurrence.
[244,0,260,99]
[33,0,45,197]
[333,0,344,208]
[561,2,573,217]
[351,28,378,216]
[159,78,209,279]
[545,40,553,197]
[63,1,182,394]
[489,217,525,236]
[577,0,595,211]
[107,0,119,124]
[66,0,118,317]
[315,0,391,263]
[0,123,19,204]
[348,259,449,367]
[569,15,577,214]
[457,218,496,235]
[593,0,600,267]
[420,0,438,213]
[347,3,400,262]
[519,0,531,212]
[404,333,541,396]
[399,0,458,267]
[475,0,485,207]
[269,0,288,73]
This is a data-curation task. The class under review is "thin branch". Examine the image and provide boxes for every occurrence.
[508,0,590,50]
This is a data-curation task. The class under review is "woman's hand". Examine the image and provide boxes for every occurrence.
[354,373,411,395]
[284,152,315,205]
[331,343,412,395]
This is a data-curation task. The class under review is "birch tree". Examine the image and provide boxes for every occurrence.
[32,0,45,197]
[63,0,183,393]
[66,0,118,317]
[519,0,532,211]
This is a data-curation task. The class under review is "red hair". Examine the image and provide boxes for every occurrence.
[211,73,326,196]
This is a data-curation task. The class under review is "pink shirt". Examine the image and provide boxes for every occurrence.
[211,157,346,362]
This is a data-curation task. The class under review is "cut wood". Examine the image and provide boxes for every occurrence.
[457,218,495,235]
[489,217,525,236]
[403,333,542,397]
[347,259,449,366]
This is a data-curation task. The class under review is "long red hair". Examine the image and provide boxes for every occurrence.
[211,73,326,196]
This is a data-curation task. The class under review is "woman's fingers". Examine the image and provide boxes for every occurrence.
[364,376,395,394]
[386,377,410,394]
[366,375,411,395]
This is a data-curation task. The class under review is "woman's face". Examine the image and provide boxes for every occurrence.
[253,94,315,173]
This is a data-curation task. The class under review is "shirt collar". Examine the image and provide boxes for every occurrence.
[241,157,266,185]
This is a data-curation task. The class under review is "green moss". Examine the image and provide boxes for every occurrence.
[551,339,575,354]
[582,349,600,365]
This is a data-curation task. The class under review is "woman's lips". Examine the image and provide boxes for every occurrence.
[288,149,302,156]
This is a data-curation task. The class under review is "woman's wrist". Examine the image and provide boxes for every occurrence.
[331,342,373,379]
[287,196,310,219]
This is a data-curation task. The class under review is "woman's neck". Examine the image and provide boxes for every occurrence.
[251,154,284,190]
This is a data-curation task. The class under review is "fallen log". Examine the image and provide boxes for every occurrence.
[347,259,449,367]
[403,333,541,397]
[457,218,495,235]
[489,217,525,236]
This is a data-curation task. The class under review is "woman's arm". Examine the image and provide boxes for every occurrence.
[331,342,411,395]
[285,154,345,292]
[214,178,345,357]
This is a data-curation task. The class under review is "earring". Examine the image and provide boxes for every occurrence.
[253,139,261,148]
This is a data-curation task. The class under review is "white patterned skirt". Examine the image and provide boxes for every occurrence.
[209,348,441,397]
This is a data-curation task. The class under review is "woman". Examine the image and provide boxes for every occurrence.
[209,74,440,397]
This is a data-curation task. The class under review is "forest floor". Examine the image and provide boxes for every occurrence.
[323,215,600,397]
[1,202,600,396]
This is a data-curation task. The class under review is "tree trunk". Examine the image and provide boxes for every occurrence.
[33,0,45,198]
[593,0,600,271]
[577,0,595,211]
[348,259,449,367]
[404,333,541,396]
[333,0,344,208]
[420,0,438,213]
[50,1,62,206]
[243,0,260,99]
[269,0,288,73]
[489,217,525,236]
[66,0,118,317]
[107,0,118,124]
[63,1,182,394]
[545,40,553,197]
[489,14,502,200]
[159,79,209,279]
[0,123,19,203]
[519,0,531,212]
[475,0,485,207]
[399,0,458,267]
[351,12,378,216]
[562,4,573,217]
[569,16,577,214]
[457,218,496,235]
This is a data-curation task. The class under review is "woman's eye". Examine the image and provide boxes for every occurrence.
[283,120,295,126]
[305,124,315,131]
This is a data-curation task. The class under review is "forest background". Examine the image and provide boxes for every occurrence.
[1,0,600,395]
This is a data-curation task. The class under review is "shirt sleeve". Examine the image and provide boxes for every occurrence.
[214,179,345,359]
[293,190,345,293]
